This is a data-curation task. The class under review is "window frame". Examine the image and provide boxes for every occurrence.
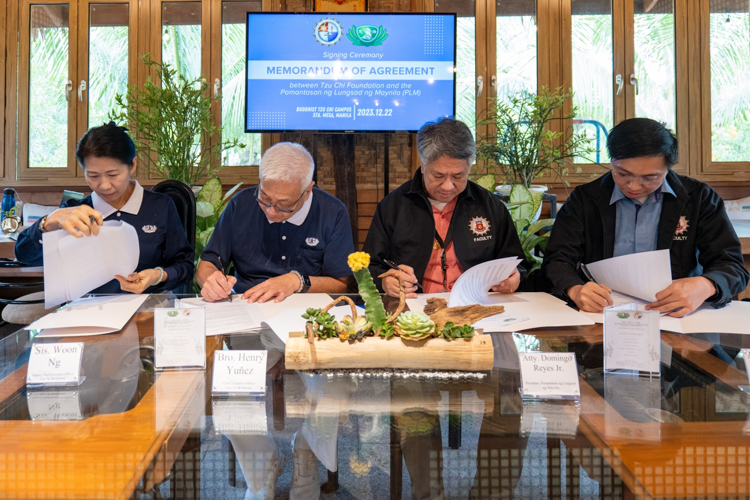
[696,0,750,178]
[17,0,80,179]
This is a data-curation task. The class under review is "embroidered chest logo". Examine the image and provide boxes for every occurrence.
[306,237,319,247]
[142,225,157,233]
[674,216,689,241]
[469,216,492,242]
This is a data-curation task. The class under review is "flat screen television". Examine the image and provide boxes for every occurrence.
[245,12,457,133]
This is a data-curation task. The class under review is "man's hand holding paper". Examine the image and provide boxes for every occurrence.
[490,267,521,294]
[645,276,716,317]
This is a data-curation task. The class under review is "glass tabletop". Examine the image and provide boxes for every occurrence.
[1,293,750,499]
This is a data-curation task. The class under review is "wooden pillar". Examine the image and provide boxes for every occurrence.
[331,134,359,248]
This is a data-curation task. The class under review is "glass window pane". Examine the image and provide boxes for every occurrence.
[436,0,475,137]
[496,1,537,100]
[222,1,262,166]
[89,4,129,128]
[709,0,750,162]
[162,2,201,82]
[572,0,613,163]
[29,5,70,168]
[633,0,676,131]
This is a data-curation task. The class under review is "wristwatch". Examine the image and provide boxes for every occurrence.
[291,270,311,293]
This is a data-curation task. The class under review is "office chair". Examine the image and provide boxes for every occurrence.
[152,180,196,294]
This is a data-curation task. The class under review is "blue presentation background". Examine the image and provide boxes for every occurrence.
[245,13,456,132]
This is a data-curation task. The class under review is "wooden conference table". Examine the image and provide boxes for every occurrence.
[1,294,750,499]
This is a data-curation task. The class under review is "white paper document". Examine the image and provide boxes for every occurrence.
[603,303,660,374]
[26,294,149,337]
[449,257,521,307]
[585,249,672,302]
[407,292,594,332]
[154,308,206,369]
[178,297,265,336]
[582,299,750,335]
[43,221,140,308]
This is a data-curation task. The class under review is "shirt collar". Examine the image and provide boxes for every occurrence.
[266,189,313,226]
[610,177,675,205]
[92,180,144,218]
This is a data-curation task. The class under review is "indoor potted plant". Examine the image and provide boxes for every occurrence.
[474,86,597,221]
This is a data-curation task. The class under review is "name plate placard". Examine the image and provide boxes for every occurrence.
[212,350,267,395]
[519,352,580,400]
[603,303,660,375]
[154,308,206,370]
[26,342,84,386]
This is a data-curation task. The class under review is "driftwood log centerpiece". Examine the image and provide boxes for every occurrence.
[424,298,505,330]
[284,252,495,371]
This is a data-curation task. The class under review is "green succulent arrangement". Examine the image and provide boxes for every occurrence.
[303,308,338,340]
[440,322,476,341]
[301,252,477,343]
[394,312,436,341]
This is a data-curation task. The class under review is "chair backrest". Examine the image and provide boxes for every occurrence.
[151,180,197,250]
[152,180,196,295]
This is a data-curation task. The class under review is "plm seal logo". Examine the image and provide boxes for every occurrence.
[469,216,491,236]
[314,18,342,46]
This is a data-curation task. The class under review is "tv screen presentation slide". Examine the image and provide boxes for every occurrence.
[245,13,457,133]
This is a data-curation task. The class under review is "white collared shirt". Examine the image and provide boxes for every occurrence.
[91,181,144,219]
[266,190,313,226]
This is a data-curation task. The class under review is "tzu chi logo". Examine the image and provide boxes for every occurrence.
[314,18,342,46]
[469,216,491,241]
[674,215,689,241]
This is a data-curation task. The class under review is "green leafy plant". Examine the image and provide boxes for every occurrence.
[348,252,389,334]
[505,184,555,275]
[474,86,597,189]
[110,54,243,186]
[440,322,475,340]
[194,178,243,289]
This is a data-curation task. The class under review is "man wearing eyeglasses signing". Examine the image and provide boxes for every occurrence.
[197,142,354,303]
[543,118,748,317]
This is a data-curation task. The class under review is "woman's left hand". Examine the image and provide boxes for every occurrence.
[115,268,166,294]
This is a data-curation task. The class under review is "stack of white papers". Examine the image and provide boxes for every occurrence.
[449,257,521,306]
[179,293,335,339]
[585,250,672,302]
[178,297,265,336]
[407,292,594,332]
[26,294,149,337]
[43,221,140,308]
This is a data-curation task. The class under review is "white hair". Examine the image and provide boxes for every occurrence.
[259,142,314,189]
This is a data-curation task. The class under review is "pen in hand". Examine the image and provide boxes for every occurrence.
[384,259,422,291]
[218,257,233,302]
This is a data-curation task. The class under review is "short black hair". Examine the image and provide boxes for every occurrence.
[607,118,679,168]
[75,122,136,168]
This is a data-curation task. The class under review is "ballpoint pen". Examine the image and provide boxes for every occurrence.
[384,259,423,291]
[218,257,233,302]
[580,262,598,284]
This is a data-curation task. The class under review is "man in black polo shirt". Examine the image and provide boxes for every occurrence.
[197,142,354,303]
[543,118,748,316]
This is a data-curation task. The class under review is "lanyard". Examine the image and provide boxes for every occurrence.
[433,217,456,292]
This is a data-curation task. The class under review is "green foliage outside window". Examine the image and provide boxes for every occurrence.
[110,55,243,187]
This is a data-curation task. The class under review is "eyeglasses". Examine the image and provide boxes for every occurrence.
[254,184,309,214]
[611,168,667,186]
